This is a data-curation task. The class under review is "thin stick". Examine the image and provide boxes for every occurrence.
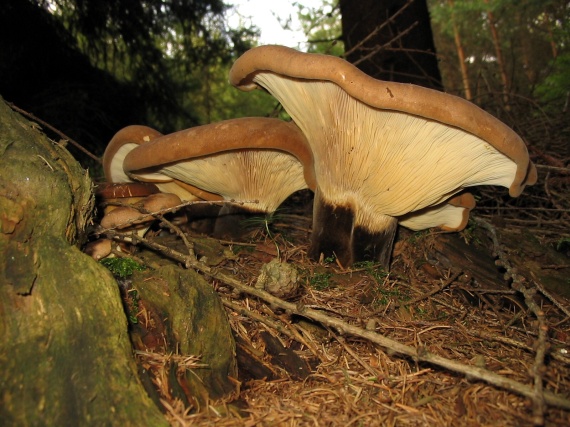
[212,269,570,411]
[8,102,102,163]
[474,217,550,423]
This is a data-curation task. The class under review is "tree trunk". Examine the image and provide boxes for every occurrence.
[449,0,472,100]
[339,0,443,90]
[483,1,510,103]
[0,98,167,426]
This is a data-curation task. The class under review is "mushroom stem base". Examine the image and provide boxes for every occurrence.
[309,194,398,269]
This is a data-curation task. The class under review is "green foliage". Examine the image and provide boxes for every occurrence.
[374,286,406,307]
[353,261,388,283]
[100,257,146,278]
[295,0,344,55]
[555,237,570,253]
[308,271,333,290]
[408,230,431,245]
[36,0,263,132]
[126,289,140,324]
[429,0,570,103]
[535,52,570,108]
[461,219,482,245]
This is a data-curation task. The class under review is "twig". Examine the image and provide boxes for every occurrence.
[474,217,550,424]
[331,331,383,380]
[222,298,299,345]
[352,22,418,68]
[104,230,196,268]
[460,325,570,364]
[274,311,324,361]
[101,198,260,219]
[139,206,197,260]
[535,164,570,174]
[391,270,462,310]
[8,102,102,163]
[343,0,413,58]
[212,269,570,410]
[531,277,570,318]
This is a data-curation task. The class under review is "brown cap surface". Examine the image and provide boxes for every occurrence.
[122,117,313,212]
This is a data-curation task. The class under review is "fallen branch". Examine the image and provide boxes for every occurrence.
[8,102,102,164]
[474,217,553,424]
[215,267,570,410]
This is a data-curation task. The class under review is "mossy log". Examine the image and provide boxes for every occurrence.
[0,98,167,426]
[132,265,238,407]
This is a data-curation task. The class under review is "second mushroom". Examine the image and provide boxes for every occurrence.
[110,117,315,238]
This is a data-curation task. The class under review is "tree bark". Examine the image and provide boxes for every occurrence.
[448,0,472,100]
[339,0,443,90]
[0,98,167,426]
[483,0,510,103]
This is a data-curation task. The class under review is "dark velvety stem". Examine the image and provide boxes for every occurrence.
[352,218,398,269]
[309,187,398,269]
[309,189,355,267]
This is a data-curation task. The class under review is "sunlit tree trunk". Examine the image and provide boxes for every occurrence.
[448,0,472,100]
[516,10,536,87]
[544,18,558,59]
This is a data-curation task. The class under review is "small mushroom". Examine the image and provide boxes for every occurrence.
[100,192,182,236]
[84,238,113,260]
[100,206,148,230]
[230,45,537,268]
[142,192,183,214]
[122,117,315,237]
[399,193,476,231]
[95,182,161,223]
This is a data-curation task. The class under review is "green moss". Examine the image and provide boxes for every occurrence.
[353,261,388,283]
[556,237,570,253]
[309,271,333,290]
[101,257,146,278]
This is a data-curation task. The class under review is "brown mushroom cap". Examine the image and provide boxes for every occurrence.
[84,239,113,260]
[103,125,164,183]
[99,193,182,230]
[100,206,149,230]
[141,193,182,212]
[229,45,537,267]
[122,117,314,213]
[96,182,160,199]
[102,125,218,201]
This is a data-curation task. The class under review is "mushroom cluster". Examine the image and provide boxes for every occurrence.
[229,45,537,268]
[100,45,536,270]
[102,117,314,238]
[86,182,182,260]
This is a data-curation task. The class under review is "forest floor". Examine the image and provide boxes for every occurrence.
[99,180,569,426]
[90,110,570,427]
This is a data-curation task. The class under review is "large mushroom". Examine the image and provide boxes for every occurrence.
[229,45,537,268]
[121,117,315,237]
